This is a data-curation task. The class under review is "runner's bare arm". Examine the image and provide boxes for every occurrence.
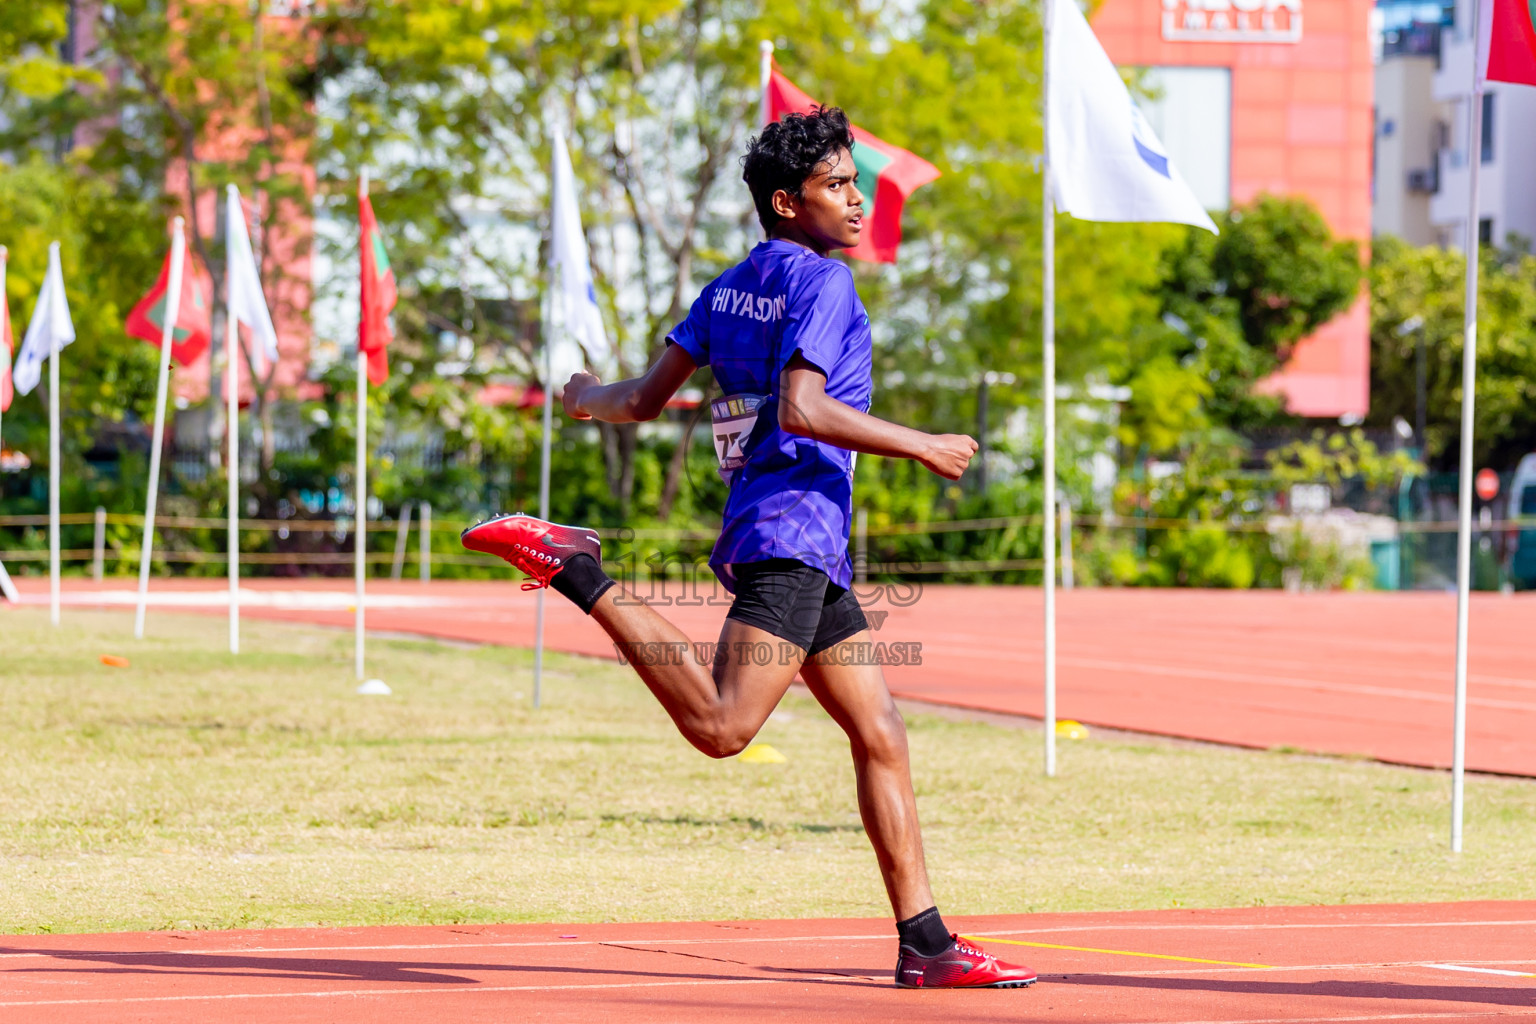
[562,344,698,423]
[780,355,977,481]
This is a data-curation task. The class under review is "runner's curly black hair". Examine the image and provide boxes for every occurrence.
[742,106,855,233]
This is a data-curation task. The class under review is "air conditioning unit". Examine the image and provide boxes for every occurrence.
[1407,167,1439,193]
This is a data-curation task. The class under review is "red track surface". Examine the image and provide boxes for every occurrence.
[3,903,1533,1023]
[18,579,1536,776]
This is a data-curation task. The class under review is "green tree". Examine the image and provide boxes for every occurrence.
[0,160,163,472]
[1117,195,1366,454]
[0,2,92,99]
[1367,235,1536,470]
[2,0,321,470]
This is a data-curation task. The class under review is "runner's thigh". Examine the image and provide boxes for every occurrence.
[798,633,905,753]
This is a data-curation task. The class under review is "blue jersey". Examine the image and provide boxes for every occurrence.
[667,239,873,593]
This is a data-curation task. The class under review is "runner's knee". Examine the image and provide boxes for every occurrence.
[850,704,908,765]
[691,721,755,759]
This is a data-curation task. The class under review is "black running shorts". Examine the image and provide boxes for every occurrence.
[725,558,869,656]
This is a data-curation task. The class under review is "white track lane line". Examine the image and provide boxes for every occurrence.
[4,973,1533,1016]
[1055,959,1536,978]
[4,955,1529,1010]
[970,918,1536,936]
[1421,963,1536,978]
[903,643,1536,713]
[1123,1013,1536,1023]
[36,589,459,610]
[3,918,1533,960]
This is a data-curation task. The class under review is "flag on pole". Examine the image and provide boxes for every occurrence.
[224,188,280,379]
[359,182,396,386]
[1483,0,1536,85]
[13,245,75,396]
[1047,0,1217,234]
[1,258,12,414]
[765,66,940,264]
[549,129,610,383]
[125,242,213,365]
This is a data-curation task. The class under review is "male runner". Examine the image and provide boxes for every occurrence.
[462,107,1035,990]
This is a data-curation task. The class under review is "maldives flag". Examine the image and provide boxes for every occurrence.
[124,244,213,365]
[766,66,940,264]
[359,183,397,386]
[1485,0,1536,85]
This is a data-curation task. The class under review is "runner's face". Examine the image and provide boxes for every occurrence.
[773,147,864,253]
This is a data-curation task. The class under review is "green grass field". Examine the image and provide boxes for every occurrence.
[2,607,1533,935]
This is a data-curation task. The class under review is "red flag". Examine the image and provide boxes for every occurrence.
[125,242,214,365]
[766,66,940,264]
[359,184,397,386]
[1486,0,1536,85]
[1,277,12,413]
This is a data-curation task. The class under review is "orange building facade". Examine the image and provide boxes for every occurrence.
[1092,0,1376,418]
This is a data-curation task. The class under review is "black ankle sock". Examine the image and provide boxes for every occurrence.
[896,906,952,957]
[549,553,616,615]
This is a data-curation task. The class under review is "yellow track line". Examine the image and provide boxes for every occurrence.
[962,935,1275,970]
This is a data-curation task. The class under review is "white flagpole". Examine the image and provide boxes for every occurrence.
[0,245,7,462]
[0,247,10,602]
[355,170,369,681]
[135,218,187,639]
[1041,0,1058,778]
[533,278,553,710]
[226,186,241,654]
[1450,4,1488,853]
[47,242,62,627]
[760,40,773,127]
[0,244,7,501]
[759,41,774,244]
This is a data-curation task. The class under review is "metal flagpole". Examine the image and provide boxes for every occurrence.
[226,188,241,654]
[0,247,16,606]
[134,218,187,639]
[0,246,6,467]
[1450,4,1488,852]
[0,246,8,596]
[533,278,554,710]
[0,248,16,607]
[760,41,774,244]
[419,502,431,582]
[48,242,62,627]
[760,40,773,128]
[355,346,367,678]
[1041,0,1058,778]
[355,170,369,681]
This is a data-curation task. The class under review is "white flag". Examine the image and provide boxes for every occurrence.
[225,185,280,375]
[13,243,75,396]
[1048,0,1217,234]
[549,129,611,384]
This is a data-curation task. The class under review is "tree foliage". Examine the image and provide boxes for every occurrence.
[0,0,1419,568]
[1129,196,1365,452]
[0,160,164,461]
[1368,235,1536,470]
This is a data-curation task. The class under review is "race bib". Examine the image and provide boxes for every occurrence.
[711,392,769,485]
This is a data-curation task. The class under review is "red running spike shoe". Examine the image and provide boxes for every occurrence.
[460,513,601,591]
[894,935,1038,989]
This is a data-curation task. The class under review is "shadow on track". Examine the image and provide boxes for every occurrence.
[0,946,886,991]
[1051,972,1536,1009]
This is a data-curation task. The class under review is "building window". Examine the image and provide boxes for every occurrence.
[1136,66,1233,213]
[1481,92,1494,163]
[1479,218,1494,246]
